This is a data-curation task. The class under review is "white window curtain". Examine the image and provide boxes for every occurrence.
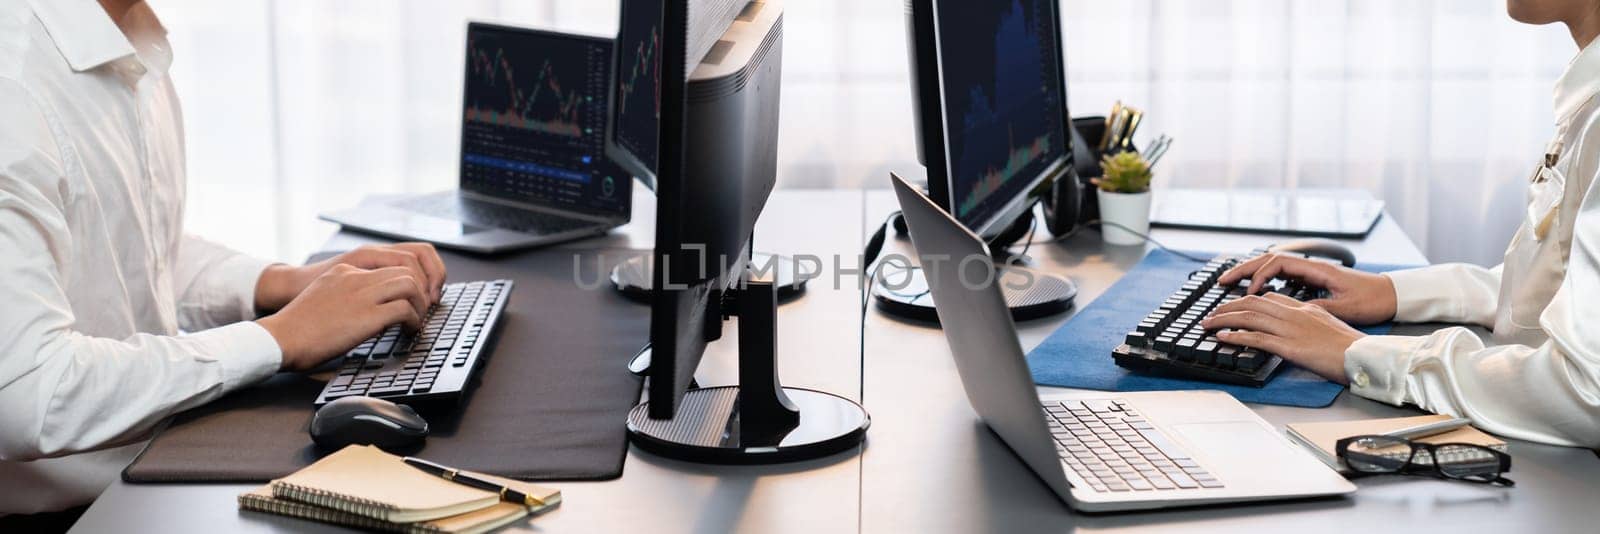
[159,0,1571,265]
[159,0,621,262]
[1063,0,1572,265]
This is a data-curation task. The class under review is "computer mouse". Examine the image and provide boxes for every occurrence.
[309,396,429,451]
[1268,238,1357,267]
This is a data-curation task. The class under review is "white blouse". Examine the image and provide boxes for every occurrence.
[1344,36,1600,449]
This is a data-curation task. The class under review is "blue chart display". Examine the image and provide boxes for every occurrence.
[936,0,1067,226]
[611,0,664,175]
[460,25,626,216]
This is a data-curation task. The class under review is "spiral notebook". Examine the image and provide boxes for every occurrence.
[248,445,561,527]
[239,488,531,534]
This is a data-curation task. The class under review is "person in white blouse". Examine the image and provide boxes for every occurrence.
[0,0,451,523]
[1204,0,1600,450]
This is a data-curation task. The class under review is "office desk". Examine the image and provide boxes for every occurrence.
[73,189,1600,532]
[71,189,868,534]
[859,190,1600,532]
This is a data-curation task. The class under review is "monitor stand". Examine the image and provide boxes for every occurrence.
[626,273,870,464]
[873,214,1077,322]
[872,261,1076,322]
[611,252,813,302]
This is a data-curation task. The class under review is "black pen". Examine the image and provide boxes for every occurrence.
[403,456,546,507]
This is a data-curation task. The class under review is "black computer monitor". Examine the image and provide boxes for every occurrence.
[605,0,663,188]
[461,22,630,217]
[617,0,868,464]
[604,1,812,300]
[905,0,1072,240]
[880,0,1077,322]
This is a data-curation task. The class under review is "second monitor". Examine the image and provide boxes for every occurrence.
[616,0,870,465]
[879,0,1080,322]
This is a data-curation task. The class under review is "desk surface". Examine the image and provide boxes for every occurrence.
[73,189,1600,533]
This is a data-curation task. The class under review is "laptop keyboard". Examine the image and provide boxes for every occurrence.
[401,194,599,235]
[1046,399,1224,492]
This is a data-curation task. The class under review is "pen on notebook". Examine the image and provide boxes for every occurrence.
[1381,417,1473,440]
[403,457,546,507]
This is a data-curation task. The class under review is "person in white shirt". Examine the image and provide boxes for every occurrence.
[0,0,452,522]
[1204,0,1600,449]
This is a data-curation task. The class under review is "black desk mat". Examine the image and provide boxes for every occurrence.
[123,247,649,482]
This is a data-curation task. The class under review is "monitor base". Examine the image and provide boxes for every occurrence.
[630,270,868,465]
[872,261,1076,322]
[611,252,812,302]
[627,386,869,464]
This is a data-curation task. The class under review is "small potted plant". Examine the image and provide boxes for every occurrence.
[1095,151,1153,245]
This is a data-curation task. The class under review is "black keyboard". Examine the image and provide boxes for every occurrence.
[314,279,513,406]
[402,194,599,235]
[1111,249,1332,387]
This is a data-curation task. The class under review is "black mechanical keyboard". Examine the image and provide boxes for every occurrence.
[1111,249,1332,387]
[314,279,513,406]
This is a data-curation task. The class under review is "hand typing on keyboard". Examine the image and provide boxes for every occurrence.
[255,243,449,373]
[1201,252,1387,385]
[258,264,435,372]
[1201,293,1364,384]
[1216,252,1396,325]
[256,243,448,310]
[1113,251,1375,387]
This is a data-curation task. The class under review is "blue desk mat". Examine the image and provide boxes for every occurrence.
[1025,249,1419,408]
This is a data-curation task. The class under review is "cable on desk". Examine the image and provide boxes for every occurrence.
[999,215,1038,265]
[860,211,901,317]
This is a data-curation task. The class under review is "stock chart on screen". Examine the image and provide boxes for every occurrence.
[936,0,1066,225]
[611,0,664,174]
[460,25,626,215]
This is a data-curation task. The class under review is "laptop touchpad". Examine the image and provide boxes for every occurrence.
[1173,422,1324,487]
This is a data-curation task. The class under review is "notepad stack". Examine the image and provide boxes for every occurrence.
[237,445,561,534]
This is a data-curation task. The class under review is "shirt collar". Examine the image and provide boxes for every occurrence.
[24,0,138,72]
[1555,37,1600,124]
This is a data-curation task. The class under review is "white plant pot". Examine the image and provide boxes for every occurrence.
[1097,189,1152,246]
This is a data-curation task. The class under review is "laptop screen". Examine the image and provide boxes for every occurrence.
[459,23,629,217]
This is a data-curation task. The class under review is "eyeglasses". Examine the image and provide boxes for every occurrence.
[1335,435,1514,486]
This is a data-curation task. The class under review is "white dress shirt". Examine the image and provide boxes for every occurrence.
[1344,36,1600,449]
[0,0,282,514]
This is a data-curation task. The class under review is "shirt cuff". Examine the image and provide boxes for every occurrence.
[213,255,278,322]
[1344,335,1423,406]
[1383,267,1456,323]
[182,321,282,392]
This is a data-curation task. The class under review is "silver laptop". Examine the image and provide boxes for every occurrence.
[889,172,1354,512]
[321,23,629,254]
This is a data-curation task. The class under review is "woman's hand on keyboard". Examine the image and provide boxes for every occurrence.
[1200,292,1364,384]
[257,264,431,372]
[1217,252,1397,325]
